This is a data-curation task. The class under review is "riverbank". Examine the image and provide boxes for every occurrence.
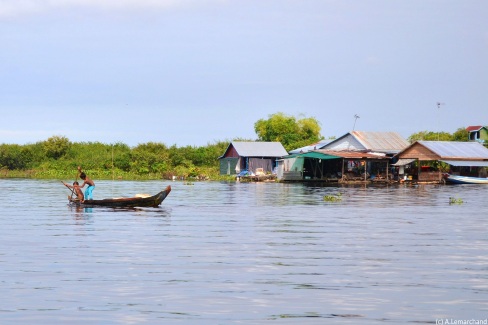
[0,168,235,182]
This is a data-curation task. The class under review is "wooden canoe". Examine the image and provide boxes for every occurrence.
[69,185,171,208]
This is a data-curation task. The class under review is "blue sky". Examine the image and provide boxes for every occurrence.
[0,0,487,147]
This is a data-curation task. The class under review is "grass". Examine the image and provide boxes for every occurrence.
[324,192,342,202]
[0,167,236,182]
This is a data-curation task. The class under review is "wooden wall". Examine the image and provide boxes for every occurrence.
[223,145,239,158]
[398,143,440,161]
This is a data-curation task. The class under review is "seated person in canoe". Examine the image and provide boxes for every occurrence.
[63,181,84,202]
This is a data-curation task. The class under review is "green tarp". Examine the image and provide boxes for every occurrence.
[283,152,340,160]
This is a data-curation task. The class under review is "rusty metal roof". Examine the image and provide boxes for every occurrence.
[322,131,409,154]
[466,125,485,132]
[316,150,389,160]
[418,141,488,160]
[351,131,410,153]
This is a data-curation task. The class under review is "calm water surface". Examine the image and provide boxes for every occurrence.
[0,179,487,324]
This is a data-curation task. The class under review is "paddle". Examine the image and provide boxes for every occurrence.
[63,165,80,199]
[62,181,76,199]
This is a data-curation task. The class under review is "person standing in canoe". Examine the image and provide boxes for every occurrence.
[77,166,95,200]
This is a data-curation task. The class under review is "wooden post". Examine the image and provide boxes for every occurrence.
[342,159,345,181]
[364,160,367,181]
[386,160,389,181]
[418,160,421,181]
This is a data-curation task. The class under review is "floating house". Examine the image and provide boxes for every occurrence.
[467,126,488,144]
[394,141,488,182]
[218,141,288,176]
[278,131,409,182]
[277,151,342,181]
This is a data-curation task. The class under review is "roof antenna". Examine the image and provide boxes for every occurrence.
[353,114,360,131]
[436,102,445,140]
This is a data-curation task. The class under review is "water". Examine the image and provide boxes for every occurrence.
[0,179,487,324]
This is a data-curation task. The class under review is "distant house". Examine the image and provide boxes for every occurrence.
[218,141,288,175]
[395,141,488,181]
[466,126,488,144]
[277,131,409,182]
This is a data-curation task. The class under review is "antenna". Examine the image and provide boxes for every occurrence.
[353,114,360,131]
[436,102,445,140]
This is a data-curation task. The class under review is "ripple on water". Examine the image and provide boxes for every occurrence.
[0,180,487,324]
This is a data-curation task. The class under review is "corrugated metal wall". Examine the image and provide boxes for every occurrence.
[323,134,363,151]
[220,158,238,175]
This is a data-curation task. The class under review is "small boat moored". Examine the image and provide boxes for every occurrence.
[69,185,171,208]
[444,174,488,185]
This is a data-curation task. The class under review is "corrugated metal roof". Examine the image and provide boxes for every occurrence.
[230,141,288,157]
[351,131,410,153]
[419,141,488,159]
[289,139,332,154]
[441,160,488,167]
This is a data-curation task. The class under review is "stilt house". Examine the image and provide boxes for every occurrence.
[394,141,488,182]
[218,141,288,176]
[278,131,409,182]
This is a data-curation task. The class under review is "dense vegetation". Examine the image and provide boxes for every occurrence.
[254,112,323,152]
[408,127,469,142]
[0,136,230,180]
[0,111,476,180]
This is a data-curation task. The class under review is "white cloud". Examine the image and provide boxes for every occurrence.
[0,0,223,18]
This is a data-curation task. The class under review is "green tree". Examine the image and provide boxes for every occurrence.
[130,142,170,174]
[168,145,193,169]
[25,142,48,168]
[451,127,469,141]
[112,142,132,171]
[254,112,323,151]
[408,131,452,143]
[0,144,32,169]
[43,136,71,159]
[69,141,113,170]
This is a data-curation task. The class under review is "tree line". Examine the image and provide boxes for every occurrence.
[0,112,474,179]
[0,137,230,180]
[407,128,469,142]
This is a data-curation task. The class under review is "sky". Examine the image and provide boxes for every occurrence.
[0,0,487,147]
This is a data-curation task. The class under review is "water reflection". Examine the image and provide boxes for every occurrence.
[0,179,487,324]
[70,205,93,214]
